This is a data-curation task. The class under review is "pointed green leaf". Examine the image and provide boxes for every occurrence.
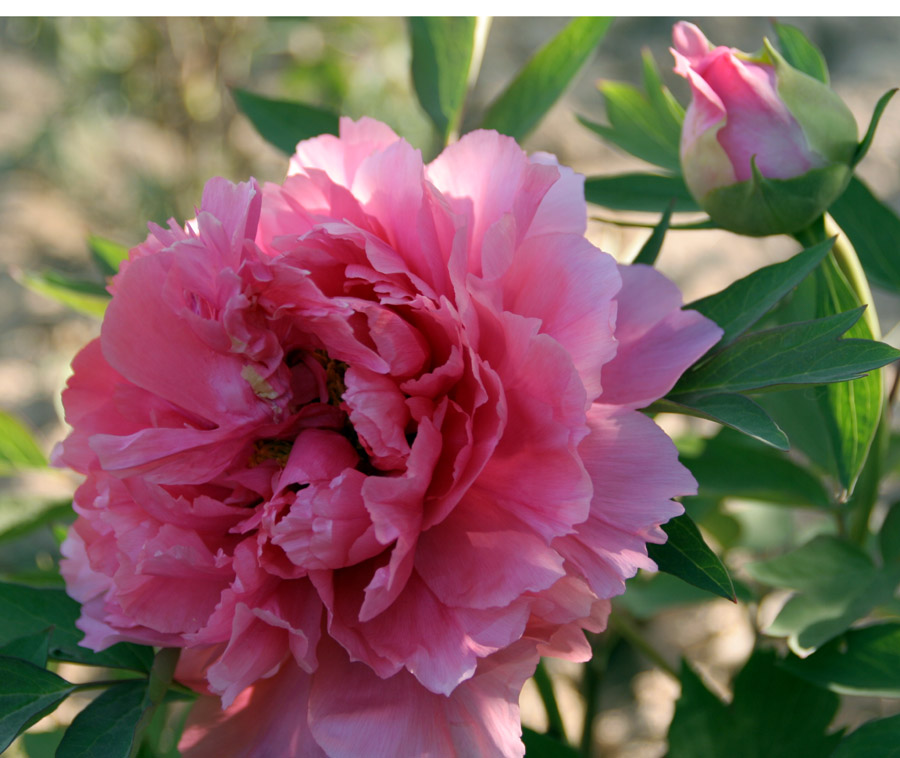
[0,583,154,672]
[0,629,52,668]
[56,680,148,758]
[772,22,829,84]
[232,88,340,155]
[647,513,735,601]
[687,240,833,349]
[831,714,900,757]
[408,18,476,142]
[781,624,900,698]
[668,650,841,758]
[579,100,680,173]
[478,17,611,140]
[0,410,47,474]
[0,656,74,753]
[632,201,673,266]
[654,393,789,450]
[584,172,699,213]
[682,431,829,507]
[813,252,883,492]
[640,47,685,127]
[830,176,900,294]
[673,308,900,396]
[13,269,109,318]
[87,236,130,277]
[852,88,898,168]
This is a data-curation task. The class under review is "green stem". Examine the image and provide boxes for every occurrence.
[533,658,567,742]
[129,647,181,758]
[607,611,679,680]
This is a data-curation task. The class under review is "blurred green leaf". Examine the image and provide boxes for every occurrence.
[668,650,842,758]
[479,17,611,140]
[688,239,833,349]
[673,308,900,396]
[656,392,789,450]
[20,729,65,758]
[640,47,685,127]
[0,583,154,672]
[56,680,148,758]
[0,629,52,668]
[408,18,476,142]
[12,269,110,318]
[682,431,829,507]
[522,727,579,758]
[852,88,897,168]
[830,713,900,757]
[232,88,340,155]
[0,656,74,753]
[782,624,900,697]
[632,201,673,266]
[617,571,752,620]
[584,172,699,213]
[647,513,735,601]
[0,498,73,544]
[88,236,130,277]
[830,176,900,294]
[773,22,829,84]
[880,502,900,563]
[0,410,48,474]
[746,536,900,655]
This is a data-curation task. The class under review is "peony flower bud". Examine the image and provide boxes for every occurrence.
[672,21,858,236]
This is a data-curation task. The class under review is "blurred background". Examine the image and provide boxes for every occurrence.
[2,17,900,757]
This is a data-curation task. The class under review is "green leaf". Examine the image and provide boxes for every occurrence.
[880,502,900,564]
[672,308,900,396]
[852,88,898,168]
[616,572,751,620]
[682,431,830,507]
[56,680,148,758]
[232,88,340,155]
[0,498,73,543]
[0,410,48,474]
[12,269,109,318]
[668,650,841,758]
[87,236,130,277]
[478,17,611,141]
[830,176,900,294]
[781,624,900,697]
[813,253,883,492]
[0,656,74,753]
[0,583,154,672]
[0,629,51,668]
[772,22,829,84]
[647,513,735,601]
[632,201,673,266]
[521,727,579,758]
[746,536,900,655]
[687,240,833,349]
[408,18,476,142]
[654,393,789,450]
[640,47,685,127]
[584,172,699,213]
[831,713,900,757]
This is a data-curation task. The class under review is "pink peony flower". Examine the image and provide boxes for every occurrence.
[56,117,721,757]
[671,21,857,235]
